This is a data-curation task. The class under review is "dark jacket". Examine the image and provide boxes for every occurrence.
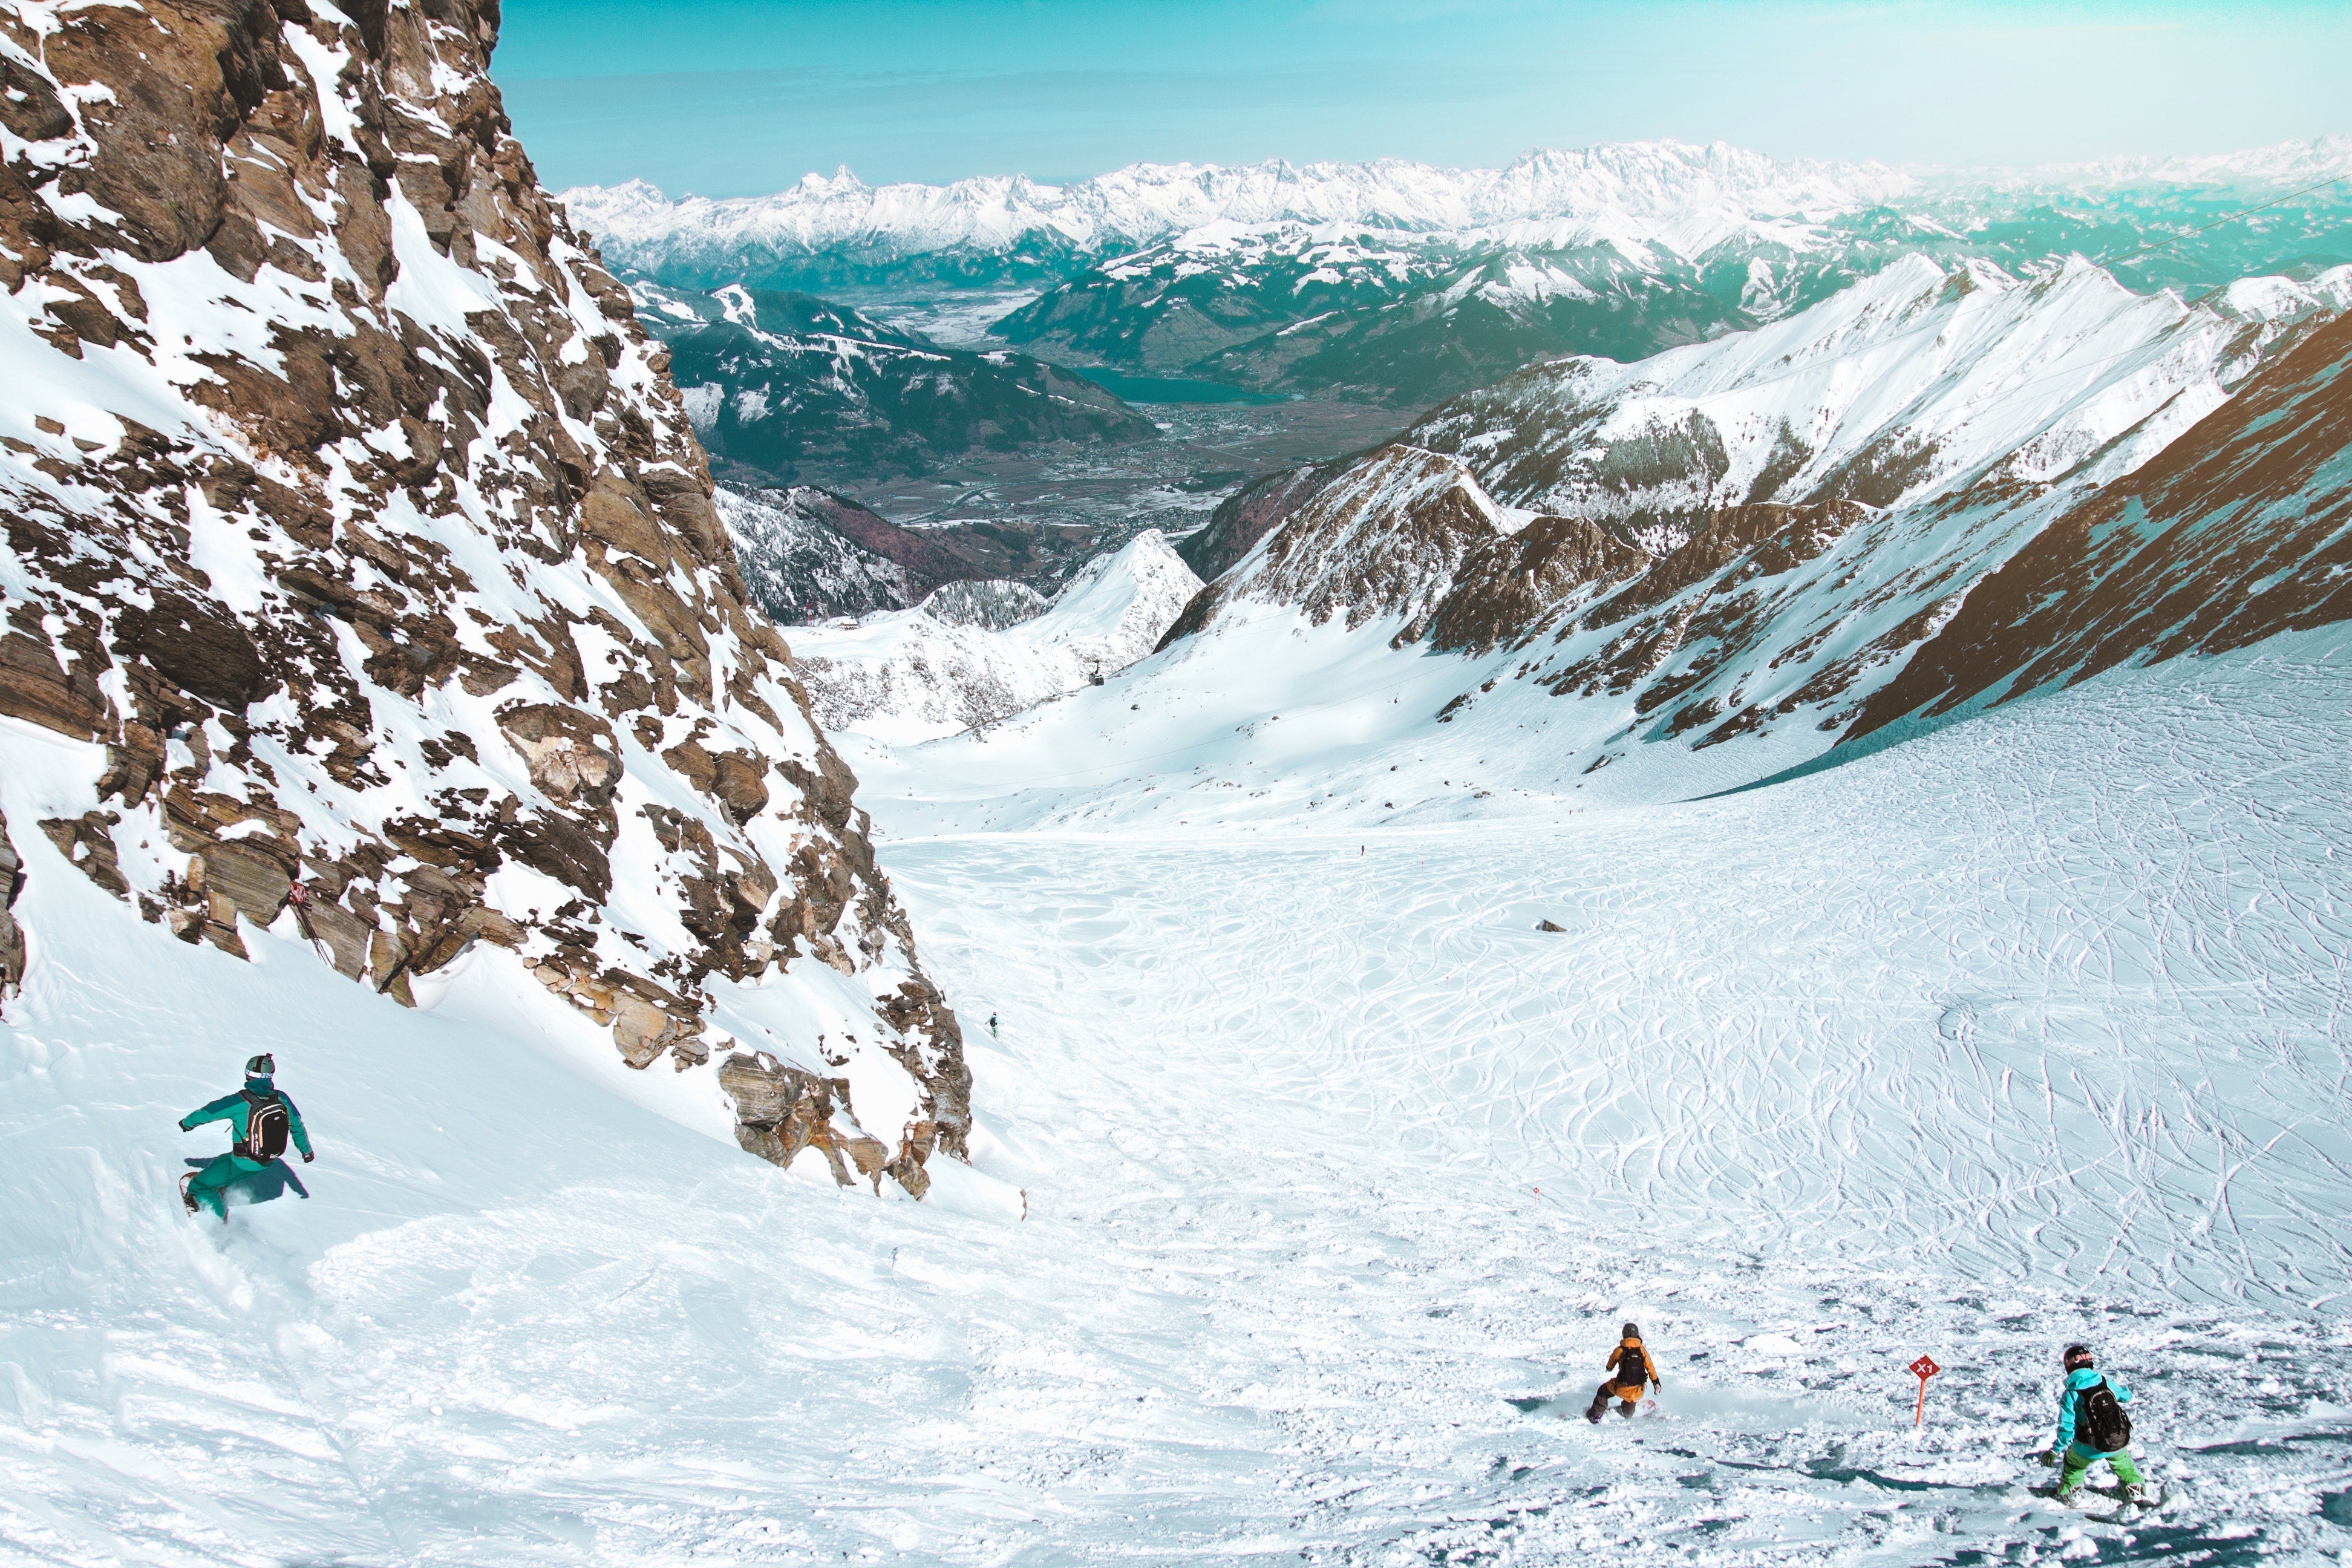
[1607,1339,1659,1391]
[2056,1367,2132,1453]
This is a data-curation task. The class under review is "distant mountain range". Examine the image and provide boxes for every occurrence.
[570,137,2352,408]
[566,141,1912,284]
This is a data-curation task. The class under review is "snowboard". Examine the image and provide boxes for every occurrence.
[1562,1396,1659,1422]
[2034,1481,2168,1521]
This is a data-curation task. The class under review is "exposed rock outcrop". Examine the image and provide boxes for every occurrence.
[1159,447,1511,650]
[0,0,966,1186]
[1847,307,2352,737]
[1176,461,1338,583]
[0,808,24,998]
[718,485,921,624]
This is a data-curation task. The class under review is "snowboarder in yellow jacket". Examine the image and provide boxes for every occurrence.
[1585,1322,1661,1421]
[178,1054,313,1221]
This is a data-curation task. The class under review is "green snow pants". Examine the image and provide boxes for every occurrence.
[188,1152,270,1218]
[2059,1442,2143,1494]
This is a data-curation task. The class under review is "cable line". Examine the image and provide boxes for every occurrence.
[2094,171,2351,272]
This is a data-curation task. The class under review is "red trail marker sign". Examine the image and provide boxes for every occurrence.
[1909,1354,1941,1425]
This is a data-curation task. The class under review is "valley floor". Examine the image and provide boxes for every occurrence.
[5,633,2352,1564]
[810,397,1403,567]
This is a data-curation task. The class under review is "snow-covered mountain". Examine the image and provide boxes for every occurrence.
[567,137,2352,406]
[1955,131,2352,191]
[1851,294,2352,738]
[716,485,921,622]
[790,532,1203,741]
[564,142,1912,286]
[569,136,2352,287]
[961,253,2352,815]
[1411,255,2352,539]
[0,0,965,1187]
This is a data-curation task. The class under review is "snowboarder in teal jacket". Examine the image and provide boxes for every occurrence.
[178,1054,313,1221]
[2042,1343,2144,1503]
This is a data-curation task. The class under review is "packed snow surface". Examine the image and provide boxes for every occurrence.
[6,622,2352,1563]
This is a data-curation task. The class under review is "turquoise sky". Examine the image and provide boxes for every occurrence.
[492,1,2352,196]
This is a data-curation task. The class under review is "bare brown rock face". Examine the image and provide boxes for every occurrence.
[0,0,967,1187]
[1174,461,1339,583]
[1160,445,1515,650]
[1847,309,2352,739]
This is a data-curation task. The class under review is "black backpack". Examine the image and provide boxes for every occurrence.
[240,1091,291,1161]
[2076,1377,2132,1452]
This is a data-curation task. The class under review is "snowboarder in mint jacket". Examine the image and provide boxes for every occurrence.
[2043,1343,2144,1503]
[178,1054,313,1221]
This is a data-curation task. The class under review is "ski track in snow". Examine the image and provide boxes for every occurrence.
[6,637,2352,1564]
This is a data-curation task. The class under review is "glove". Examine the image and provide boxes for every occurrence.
[301,1150,315,1163]
[2038,1448,2058,1468]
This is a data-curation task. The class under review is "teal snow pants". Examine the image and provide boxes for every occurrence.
[188,1152,270,1218]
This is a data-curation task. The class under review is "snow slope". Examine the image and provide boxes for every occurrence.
[788,532,1203,742]
[10,621,2350,1564]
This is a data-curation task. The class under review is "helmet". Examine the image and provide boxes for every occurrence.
[244,1053,276,1080]
[1621,1322,1641,1340]
[2063,1344,2093,1370]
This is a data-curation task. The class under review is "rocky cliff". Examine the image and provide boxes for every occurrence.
[0,0,964,1190]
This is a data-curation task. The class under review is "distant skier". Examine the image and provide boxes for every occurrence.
[1585,1322,1661,1421]
[988,1013,998,1038]
[178,1053,313,1221]
[2041,1343,2145,1504]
